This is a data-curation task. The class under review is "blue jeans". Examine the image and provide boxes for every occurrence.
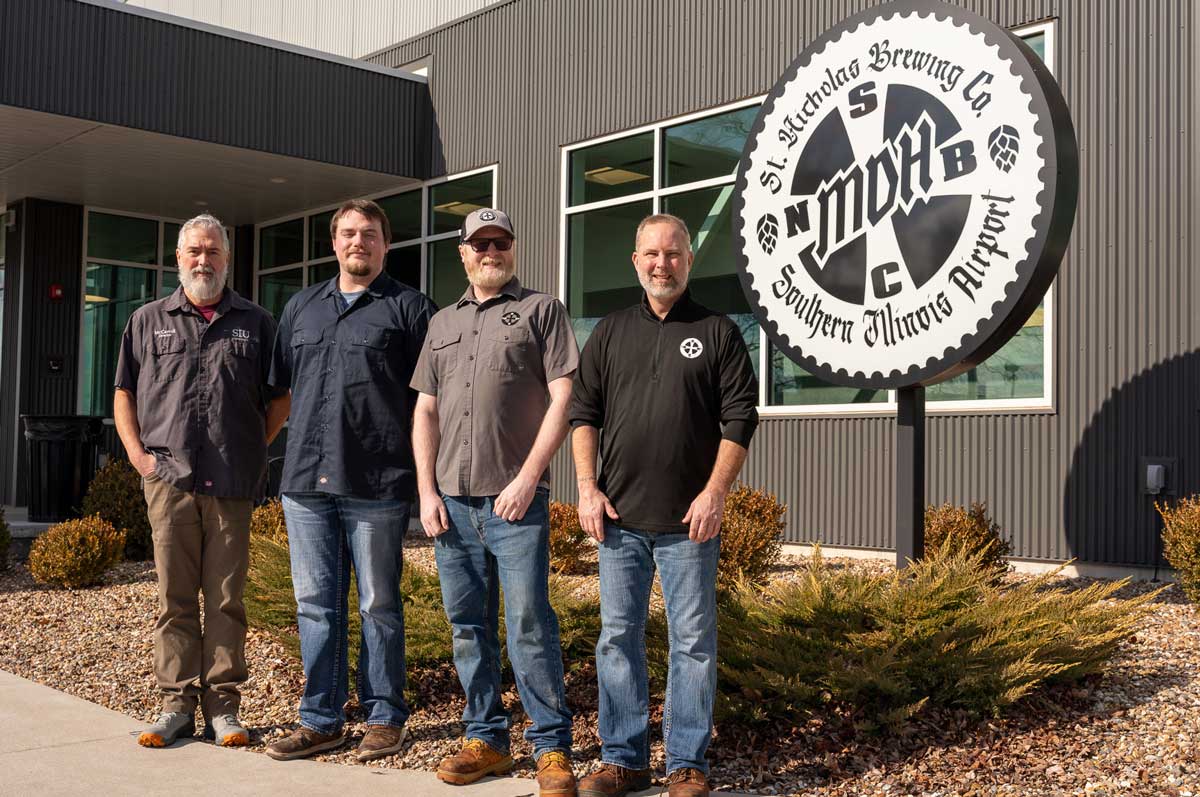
[596,524,719,775]
[434,488,572,756]
[282,493,411,734]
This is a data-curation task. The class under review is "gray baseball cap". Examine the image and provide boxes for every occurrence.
[461,208,516,241]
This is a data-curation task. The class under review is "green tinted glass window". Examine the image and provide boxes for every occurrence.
[163,222,181,268]
[307,261,339,286]
[81,264,156,416]
[429,239,466,310]
[159,269,179,298]
[259,268,304,320]
[310,211,334,261]
[386,245,421,292]
[378,191,423,242]
[429,173,494,235]
[770,349,888,405]
[663,105,758,187]
[1022,31,1046,62]
[569,133,654,206]
[260,219,304,269]
[927,304,1045,402]
[567,200,651,349]
[87,213,157,264]
[662,186,758,379]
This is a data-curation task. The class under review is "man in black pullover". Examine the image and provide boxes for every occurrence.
[570,213,759,797]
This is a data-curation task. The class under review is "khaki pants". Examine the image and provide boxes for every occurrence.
[144,473,253,716]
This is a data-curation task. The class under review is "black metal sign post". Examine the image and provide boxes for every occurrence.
[895,386,925,567]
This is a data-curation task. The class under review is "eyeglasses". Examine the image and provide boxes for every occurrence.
[464,237,514,253]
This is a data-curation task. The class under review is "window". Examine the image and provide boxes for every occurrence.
[561,21,1054,414]
[253,166,497,319]
[79,210,231,417]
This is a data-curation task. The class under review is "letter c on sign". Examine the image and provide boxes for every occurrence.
[871,262,902,299]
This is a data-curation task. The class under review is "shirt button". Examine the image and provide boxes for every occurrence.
[319,476,328,484]
[473,329,479,335]
[463,440,469,446]
[467,355,474,361]
[463,411,469,417]
[465,382,470,388]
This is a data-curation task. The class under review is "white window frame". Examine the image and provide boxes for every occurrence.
[76,207,234,416]
[252,163,499,302]
[558,20,1057,417]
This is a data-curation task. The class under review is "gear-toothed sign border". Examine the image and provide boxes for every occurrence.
[734,0,1078,390]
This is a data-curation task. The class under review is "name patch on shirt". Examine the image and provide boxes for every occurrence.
[154,328,176,338]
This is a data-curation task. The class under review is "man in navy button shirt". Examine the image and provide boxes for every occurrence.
[266,199,435,763]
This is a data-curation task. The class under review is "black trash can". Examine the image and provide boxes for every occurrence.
[22,415,105,523]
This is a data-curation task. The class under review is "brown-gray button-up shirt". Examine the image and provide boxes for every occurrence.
[114,286,284,498]
[410,277,579,497]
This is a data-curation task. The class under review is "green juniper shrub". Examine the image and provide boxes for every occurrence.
[0,505,10,571]
[81,458,153,560]
[1155,496,1200,603]
[717,484,786,590]
[549,501,592,575]
[650,544,1156,729]
[28,516,126,588]
[923,501,1012,573]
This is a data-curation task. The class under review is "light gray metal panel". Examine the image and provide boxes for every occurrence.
[370,0,1196,567]
[124,0,505,58]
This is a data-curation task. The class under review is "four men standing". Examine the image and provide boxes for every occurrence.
[121,204,755,796]
[412,208,579,796]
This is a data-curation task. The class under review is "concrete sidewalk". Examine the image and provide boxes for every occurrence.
[0,670,749,796]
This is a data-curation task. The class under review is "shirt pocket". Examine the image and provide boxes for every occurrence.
[487,326,531,375]
[151,336,187,382]
[223,337,261,382]
[344,324,393,386]
[431,332,461,376]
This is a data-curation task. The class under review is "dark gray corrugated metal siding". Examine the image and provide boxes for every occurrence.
[373,0,1197,566]
[0,203,27,506]
[0,0,432,178]
[7,200,85,505]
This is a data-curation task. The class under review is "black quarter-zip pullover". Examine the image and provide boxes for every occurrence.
[569,292,759,533]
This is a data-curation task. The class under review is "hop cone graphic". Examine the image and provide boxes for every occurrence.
[756,213,779,255]
[988,125,1020,172]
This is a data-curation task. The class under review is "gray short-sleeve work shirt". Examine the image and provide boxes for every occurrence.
[410,277,579,497]
[114,287,283,499]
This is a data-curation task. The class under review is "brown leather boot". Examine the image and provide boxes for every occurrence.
[436,738,515,785]
[536,750,577,796]
[356,724,408,761]
[666,767,709,797]
[577,763,652,797]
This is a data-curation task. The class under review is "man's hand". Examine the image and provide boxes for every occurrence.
[133,450,157,477]
[578,481,619,542]
[419,490,450,537]
[682,487,727,543]
[494,474,537,523]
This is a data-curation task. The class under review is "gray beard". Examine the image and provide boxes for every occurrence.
[639,272,687,301]
[179,266,227,303]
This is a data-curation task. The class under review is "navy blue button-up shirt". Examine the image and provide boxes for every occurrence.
[269,272,435,500]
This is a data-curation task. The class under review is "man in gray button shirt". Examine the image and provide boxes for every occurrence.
[411,208,579,796]
[114,213,290,749]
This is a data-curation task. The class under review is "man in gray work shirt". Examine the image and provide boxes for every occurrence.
[114,213,290,749]
[411,208,579,797]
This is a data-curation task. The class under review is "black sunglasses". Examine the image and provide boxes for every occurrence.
[464,237,514,253]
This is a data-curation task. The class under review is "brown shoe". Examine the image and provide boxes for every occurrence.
[536,750,577,796]
[666,767,709,797]
[356,724,408,762]
[265,726,347,761]
[436,738,515,785]
[577,763,652,797]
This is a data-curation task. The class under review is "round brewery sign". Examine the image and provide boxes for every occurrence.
[735,0,1077,389]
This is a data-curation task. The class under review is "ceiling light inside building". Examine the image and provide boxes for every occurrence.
[84,295,111,304]
[584,166,647,186]
[433,201,485,216]
[269,177,288,184]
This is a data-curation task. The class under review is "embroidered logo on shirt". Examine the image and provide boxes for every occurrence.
[680,338,703,359]
[231,329,251,340]
[153,328,176,338]
[501,311,521,326]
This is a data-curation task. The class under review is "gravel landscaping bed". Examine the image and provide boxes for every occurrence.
[1,541,1197,796]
